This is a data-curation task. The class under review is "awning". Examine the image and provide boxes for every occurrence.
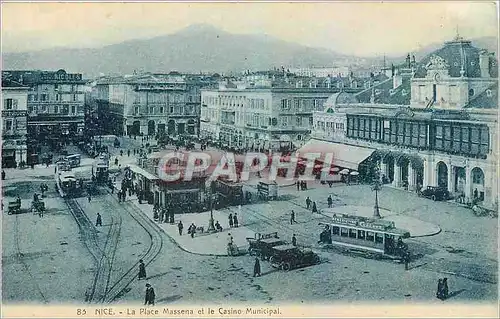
[297,139,374,171]
[128,164,160,180]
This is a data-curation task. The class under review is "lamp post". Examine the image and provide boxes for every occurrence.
[372,164,382,219]
[207,180,216,232]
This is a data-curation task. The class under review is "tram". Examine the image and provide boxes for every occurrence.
[56,172,82,198]
[319,214,410,258]
[214,179,244,207]
[93,155,109,184]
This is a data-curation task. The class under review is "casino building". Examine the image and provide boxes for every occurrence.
[305,36,498,208]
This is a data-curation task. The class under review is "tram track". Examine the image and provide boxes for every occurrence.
[65,197,122,303]
[100,188,164,303]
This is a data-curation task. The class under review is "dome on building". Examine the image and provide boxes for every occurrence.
[323,92,358,112]
[414,37,498,78]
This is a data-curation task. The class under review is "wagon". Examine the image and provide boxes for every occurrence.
[269,245,320,271]
[8,201,21,215]
[247,236,287,260]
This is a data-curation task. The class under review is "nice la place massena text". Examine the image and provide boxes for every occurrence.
[156,151,339,183]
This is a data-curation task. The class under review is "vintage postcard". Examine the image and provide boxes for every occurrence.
[1,1,498,318]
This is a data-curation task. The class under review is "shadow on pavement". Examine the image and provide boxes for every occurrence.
[156,294,183,304]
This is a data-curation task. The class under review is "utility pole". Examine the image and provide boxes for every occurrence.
[372,164,382,219]
[207,180,216,232]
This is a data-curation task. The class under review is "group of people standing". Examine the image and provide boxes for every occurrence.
[305,197,318,213]
[296,181,308,191]
[228,213,239,228]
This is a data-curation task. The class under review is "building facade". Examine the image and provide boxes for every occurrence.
[200,80,344,151]
[2,69,86,160]
[2,79,29,168]
[308,36,498,208]
[90,73,215,138]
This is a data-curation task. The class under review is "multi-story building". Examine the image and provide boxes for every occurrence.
[307,36,498,209]
[1,78,29,168]
[89,73,216,137]
[2,69,86,159]
[200,75,360,151]
[289,66,351,78]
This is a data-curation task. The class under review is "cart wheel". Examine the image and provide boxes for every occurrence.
[269,256,275,264]
[431,195,436,201]
[314,255,320,264]
[282,263,291,271]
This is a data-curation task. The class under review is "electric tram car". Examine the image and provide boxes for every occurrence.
[93,156,109,184]
[319,214,410,258]
[57,172,83,198]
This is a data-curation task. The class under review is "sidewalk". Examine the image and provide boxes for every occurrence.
[112,176,256,256]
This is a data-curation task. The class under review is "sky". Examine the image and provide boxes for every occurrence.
[1,1,498,56]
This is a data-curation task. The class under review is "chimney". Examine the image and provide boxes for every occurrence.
[479,50,490,78]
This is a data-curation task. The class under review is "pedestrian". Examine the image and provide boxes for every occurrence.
[403,251,410,271]
[253,257,261,277]
[442,278,449,300]
[1,169,5,180]
[233,213,239,228]
[115,158,119,166]
[144,283,155,306]
[473,188,478,200]
[436,279,444,300]
[296,181,300,191]
[327,195,333,208]
[96,213,102,226]
[120,150,123,156]
[178,221,183,236]
[127,149,130,157]
[290,210,297,224]
[292,234,297,246]
[228,213,234,228]
[54,166,57,174]
[189,223,196,238]
[88,194,92,203]
[305,196,311,209]
[312,201,318,213]
[138,259,147,280]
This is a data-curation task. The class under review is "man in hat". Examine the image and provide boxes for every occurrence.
[305,196,311,209]
[290,210,297,224]
[178,221,184,236]
[253,257,261,277]
[138,259,147,280]
[292,234,297,246]
[96,213,102,227]
[144,283,155,306]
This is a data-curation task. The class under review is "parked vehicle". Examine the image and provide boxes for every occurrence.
[246,232,286,260]
[8,201,21,215]
[269,245,320,271]
[419,186,449,201]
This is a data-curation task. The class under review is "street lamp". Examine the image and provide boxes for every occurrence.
[372,165,382,219]
[207,180,216,232]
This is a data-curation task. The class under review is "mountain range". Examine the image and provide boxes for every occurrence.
[2,24,497,78]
